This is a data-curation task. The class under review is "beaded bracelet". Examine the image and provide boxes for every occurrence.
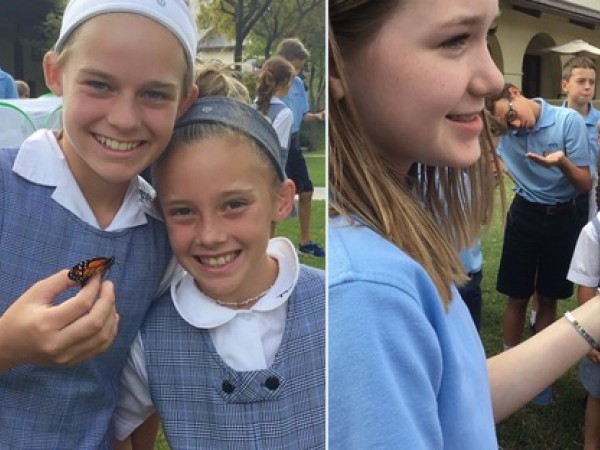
[564,311,600,351]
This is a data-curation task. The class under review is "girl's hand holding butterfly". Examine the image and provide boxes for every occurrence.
[0,269,118,372]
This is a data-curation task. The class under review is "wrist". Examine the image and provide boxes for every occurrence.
[570,296,600,348]
[565,310,600,350]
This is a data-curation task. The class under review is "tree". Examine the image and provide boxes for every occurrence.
[243,0,325,110]
[198,0,274,65]
[0,0,64,77]
[253,0,323,59]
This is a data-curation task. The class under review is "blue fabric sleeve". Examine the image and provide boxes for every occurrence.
[328,280,444,449]
[564,112,591,167]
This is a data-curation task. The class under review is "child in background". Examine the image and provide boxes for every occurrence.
[195,61,251,103]
[529,56,598,342]
[329,0,600,448]
[277,38,326,258]
[255,57,295,170]
[487,82,590,404]
[562,56,600,223]
[15,79,30,98]
[115,96,325,449]
[0,0,198,447]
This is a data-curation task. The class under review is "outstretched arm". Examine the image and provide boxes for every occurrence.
[303,110,325,122]
[489,296,600,422]
[0,270,118,372]
[526,151,591,193]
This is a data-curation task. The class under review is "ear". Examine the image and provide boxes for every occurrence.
[508,85,522,98]
[329,68,345,101]
[329,57,345,100]
[561,79,568,93]
[176,84,199,119]
[43,51,64,96]
[274,179,296,222]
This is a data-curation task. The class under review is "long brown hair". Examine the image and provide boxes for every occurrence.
[255,57,294,116]
[329,0,499,307]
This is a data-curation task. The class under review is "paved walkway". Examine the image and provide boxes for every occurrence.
[313,186,326,201]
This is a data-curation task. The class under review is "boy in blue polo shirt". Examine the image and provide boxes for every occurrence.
[530,56,600,331]
[485,82,591,404]
[563,56,600,222]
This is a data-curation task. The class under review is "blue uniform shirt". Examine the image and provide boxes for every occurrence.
[282,76,309,133]
[459,240,483,274]
[0,67,18,99]
[498,99,590,204]
[562,100,600,175]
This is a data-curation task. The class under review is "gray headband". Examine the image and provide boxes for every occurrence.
[176,96,285,180]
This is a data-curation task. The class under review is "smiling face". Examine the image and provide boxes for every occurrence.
[341,0,503,172]
[156,133,294,304]
[44,13,197,193]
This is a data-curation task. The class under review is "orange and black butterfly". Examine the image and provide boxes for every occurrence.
[68,256,115,287]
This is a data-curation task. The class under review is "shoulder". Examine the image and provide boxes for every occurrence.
[550,102,584,124]
[588,104,600,122]
[296,265,325,301]
[299,263,325,281]
[328,215,440,307]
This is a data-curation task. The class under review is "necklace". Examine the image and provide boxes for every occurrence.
[213,285,273,308]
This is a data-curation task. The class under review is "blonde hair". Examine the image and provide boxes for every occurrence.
[329,7,499,307]
[194,61,250,103]
[52,19,194,96]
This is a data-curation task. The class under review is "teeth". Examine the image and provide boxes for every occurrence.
[96,135,140,151]
[202,252,236,267]
[448,114,477,122]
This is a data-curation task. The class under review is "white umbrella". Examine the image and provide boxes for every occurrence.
[543,39,600,57]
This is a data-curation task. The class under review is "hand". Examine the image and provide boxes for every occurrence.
[0,269,119,372]
[316,110,326,121]
[526,150,565,168]
[587,348,600,365]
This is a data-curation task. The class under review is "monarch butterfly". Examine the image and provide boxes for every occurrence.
[68,256,115,286]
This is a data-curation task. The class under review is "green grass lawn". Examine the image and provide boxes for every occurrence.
[480,183,585,449]
[304,151,325,187]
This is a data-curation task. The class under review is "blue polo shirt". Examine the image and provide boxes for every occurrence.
[282,76,309,133]
[562,100,600,175]
[460,240,482,274]
[498,98,590,204]
[0,67,18,99]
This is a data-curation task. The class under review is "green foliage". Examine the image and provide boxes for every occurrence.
[304,153,325,188]
[198,0,325,110]
[0,0,65,56]
[241,72,257,101]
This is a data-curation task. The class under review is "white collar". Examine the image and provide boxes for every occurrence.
[12,129,160,231]
[172,237,300,329]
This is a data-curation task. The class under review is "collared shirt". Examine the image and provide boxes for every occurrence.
[498,99,590,204]
[269,97,294,148]
[562,100,600,174]
[282,76,309,133]
[114,237,300,438]
[12,129,159,231]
